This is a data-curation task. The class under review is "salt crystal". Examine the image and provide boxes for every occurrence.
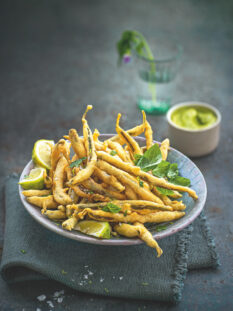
[119,276,123,280]
[100,277,104,283]
[112,276,115,279]
[57,297,63,303]
[36,309,41,311]
[47,301,54,308]
[88,271,94,275]
[84,274,88,279]
[37,295,46,301]
[84,265,88,268]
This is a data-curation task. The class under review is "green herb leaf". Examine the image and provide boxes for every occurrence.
[61,269,67,275]
[124,210,128,216]
[110,150,117,156]
[167,163,179,179]
[136,144,162,172]
[69,157,87,168]
[170,176,191,186]
[141,282,149,286]
[104,288,109,293]
[155,222,173,232]
[156,187,175,196]
[20,249,26,254]
[88,280,92,284]
[102,203,121,213]
[137,176,144,187]
[152,161,170,178]
[134,154,143,165]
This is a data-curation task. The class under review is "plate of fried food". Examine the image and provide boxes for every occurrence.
[19,106,206,257]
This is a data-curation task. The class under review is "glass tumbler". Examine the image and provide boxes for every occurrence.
[135,39,183,115]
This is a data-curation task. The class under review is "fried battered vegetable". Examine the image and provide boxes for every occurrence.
[114,222,163,257]
[160,138,170,161]
[116,113,142,155]
[22,189,51,197]
[68,106,97,185]
[53,156,73,205]
[26,195,58,209]
[93,167,125,192]
[97,160,164,204]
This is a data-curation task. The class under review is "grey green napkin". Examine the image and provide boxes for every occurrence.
[0,175,219,303]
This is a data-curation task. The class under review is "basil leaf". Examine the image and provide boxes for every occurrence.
[152,161,170,178]
[156,187,175,196]
[69,157,87,168]
[110,150,117,156]
[167,163,179,179]
[137,144,162,171]
[134,154,143,165]
[170,176,191,187]
[102,203,121,213]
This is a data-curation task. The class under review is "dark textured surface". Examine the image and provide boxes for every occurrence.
[0,0,232,310]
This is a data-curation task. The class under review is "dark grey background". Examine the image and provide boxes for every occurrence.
[0,0,232,310]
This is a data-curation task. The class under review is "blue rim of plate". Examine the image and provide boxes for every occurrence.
[18,134,207,246]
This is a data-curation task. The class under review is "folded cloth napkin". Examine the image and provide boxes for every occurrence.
[0,175,219,303]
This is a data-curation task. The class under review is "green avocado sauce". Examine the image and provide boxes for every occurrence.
[171,106,217,130]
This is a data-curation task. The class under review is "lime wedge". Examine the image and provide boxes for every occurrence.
[74,220,111,239]
[19,167,46,190]
[32,139,54,170]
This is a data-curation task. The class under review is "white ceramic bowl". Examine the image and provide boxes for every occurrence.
[167,102,221,157]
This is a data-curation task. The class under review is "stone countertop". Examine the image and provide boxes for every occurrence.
[0,0,232,310]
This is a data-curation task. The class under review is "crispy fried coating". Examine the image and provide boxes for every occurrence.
[93,167,125,192]
[74,208,185,224]
[114,222,163,257]
[116,113,143,155]
[81,178,126,200]
[68,129,86,159]
[68,106,97,185]
[62,216,78,231]
[109,110,146,143]
[26,195,58,209]
[97,160,164,204]
[68,200,172,211]
[160,138,170,161]
[22,189,51,197]
[53,156,73,205]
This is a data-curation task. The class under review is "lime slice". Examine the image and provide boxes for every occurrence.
[32,139,54,170]
[19,167,46,190]
[74,220,111,239]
